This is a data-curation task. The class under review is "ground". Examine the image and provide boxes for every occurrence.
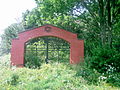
[0,54,120,90]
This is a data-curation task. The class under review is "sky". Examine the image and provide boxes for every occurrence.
[0,0,36,35]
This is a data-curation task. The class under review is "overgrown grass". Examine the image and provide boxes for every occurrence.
[0,54,120,90]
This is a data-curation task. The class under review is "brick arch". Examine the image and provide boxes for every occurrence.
[11,25,84,67]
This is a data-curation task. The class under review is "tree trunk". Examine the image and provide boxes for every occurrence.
[98,0,106,46]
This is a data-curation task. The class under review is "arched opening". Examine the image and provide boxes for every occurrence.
[11,25,84,67]
[24,36,70,68]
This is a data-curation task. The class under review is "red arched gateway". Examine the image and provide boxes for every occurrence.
[11,24,84,67]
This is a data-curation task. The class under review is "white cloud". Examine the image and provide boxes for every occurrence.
[0,0,36,35]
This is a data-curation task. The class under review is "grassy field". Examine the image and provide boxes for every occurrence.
[0,54,120,90]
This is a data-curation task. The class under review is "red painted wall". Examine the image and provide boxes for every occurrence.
[11,25,84,67]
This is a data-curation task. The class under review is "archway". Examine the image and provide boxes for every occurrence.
[24,36,70,67]
[11,24,84,67]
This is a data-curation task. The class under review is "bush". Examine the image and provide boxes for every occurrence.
[89,47,120,73]
[6,73,19,85]
[106,73,120,87]
[24,51,41,68]
[74,63,101,85]
[0,54,10,68]
[88,47,120,87]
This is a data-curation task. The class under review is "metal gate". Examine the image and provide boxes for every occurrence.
[24,36,70,66]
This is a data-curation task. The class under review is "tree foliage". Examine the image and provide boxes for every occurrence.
[21,0,120,49]
[0,23,24,55]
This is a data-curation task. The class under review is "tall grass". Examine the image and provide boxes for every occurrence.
[0,54,120,90]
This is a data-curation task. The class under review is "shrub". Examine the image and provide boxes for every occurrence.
[6,73,19,85]
[24,51,41,68]
[89,47,120,73]
[88,47,120,87]
[106,73,120,87]
[74,63,101,85]
[0,54,10,68]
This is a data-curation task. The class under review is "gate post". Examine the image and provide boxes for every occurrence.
[11,39,24,67]
[70,40,84,64]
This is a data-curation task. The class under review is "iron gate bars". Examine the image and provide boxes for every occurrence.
[25,36,70,64]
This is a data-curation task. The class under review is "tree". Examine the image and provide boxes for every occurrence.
[34,0,120,47]
[0,23,24,55]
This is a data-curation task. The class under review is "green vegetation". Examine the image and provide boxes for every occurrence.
[0,54,120,90]
[24,36,70,68]
[0,0,120,89]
